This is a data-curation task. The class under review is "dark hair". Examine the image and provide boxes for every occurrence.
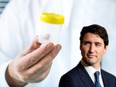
[79,24,109,47]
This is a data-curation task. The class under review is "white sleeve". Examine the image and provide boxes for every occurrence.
[0,0,16,86]
[0,61,12,87]
[0,0,39,86]
[0,0,24,86]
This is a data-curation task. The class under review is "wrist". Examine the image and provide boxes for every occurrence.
[5,64,27,87]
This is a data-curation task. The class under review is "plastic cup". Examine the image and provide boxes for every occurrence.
[38,12,64,44]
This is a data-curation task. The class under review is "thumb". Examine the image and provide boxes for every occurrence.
[22,36,41,56]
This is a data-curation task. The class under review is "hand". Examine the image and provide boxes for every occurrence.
[6,36,62,87]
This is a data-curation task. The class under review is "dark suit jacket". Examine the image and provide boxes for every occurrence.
[59,62,116,87]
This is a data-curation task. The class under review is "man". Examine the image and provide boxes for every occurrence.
[59,24,116,87]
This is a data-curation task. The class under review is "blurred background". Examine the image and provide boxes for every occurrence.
[0,0,9,14]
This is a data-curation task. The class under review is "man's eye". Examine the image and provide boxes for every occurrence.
[84,42,90,45]
[95,43,101,47]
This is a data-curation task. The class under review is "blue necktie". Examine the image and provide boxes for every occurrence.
[94,71,101,87]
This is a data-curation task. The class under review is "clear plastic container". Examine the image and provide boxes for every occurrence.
[38,12,64,44]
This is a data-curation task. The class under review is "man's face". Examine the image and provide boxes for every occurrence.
[80,33,107,67]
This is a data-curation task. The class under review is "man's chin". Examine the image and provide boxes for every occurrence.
[86,60,97,66]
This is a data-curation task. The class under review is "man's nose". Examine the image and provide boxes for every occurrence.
[89,44,95,53]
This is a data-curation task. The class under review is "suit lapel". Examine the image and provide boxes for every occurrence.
[76,62,95,87]
[101,70,109,87]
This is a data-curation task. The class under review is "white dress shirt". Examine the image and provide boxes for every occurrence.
[84,65,104,87]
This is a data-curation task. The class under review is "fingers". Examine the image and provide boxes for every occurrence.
[25,44,61,74]
[20,42,62,70]
[24,62,52,82]
[38,44,62,65]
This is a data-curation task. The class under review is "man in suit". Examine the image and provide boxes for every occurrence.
[59,24,116,87]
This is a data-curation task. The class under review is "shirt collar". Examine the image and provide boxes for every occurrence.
[81,60,101,72]
[81,60,101,83]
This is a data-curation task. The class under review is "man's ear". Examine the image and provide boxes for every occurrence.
[104,46,108,53]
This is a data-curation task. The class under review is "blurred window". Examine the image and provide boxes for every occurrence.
[0,0,9,14]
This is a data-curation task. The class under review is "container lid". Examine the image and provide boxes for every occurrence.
[40,12,64,24]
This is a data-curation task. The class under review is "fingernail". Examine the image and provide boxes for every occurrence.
[56,45,62,52]
[46,43,53,51]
